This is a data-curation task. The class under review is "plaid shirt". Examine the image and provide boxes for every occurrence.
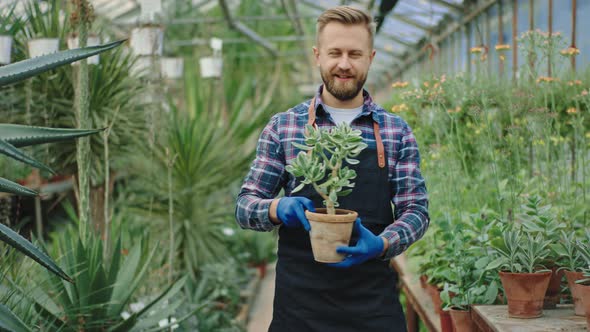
[235,86,429,259]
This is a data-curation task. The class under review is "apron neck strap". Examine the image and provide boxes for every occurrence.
[307,97,385,169]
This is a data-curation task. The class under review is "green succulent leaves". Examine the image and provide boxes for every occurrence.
[285,123,367,212]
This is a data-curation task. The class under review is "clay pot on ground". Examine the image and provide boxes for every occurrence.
[440,308,455,332]
[564,270,586,316]
[499,270,552,318]
[543,266,564,309]
[304,208,357,263]
[578,284,590,330]
[448,308,474,332]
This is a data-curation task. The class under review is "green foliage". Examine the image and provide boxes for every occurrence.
[286,123,368,213]
[24,224,186,331]
[182,259,248,331]
[518,195,565,243]
[488,230,552,273]
[551,231,585,272]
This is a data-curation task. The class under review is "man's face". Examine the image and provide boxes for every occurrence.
[314,22,375,101]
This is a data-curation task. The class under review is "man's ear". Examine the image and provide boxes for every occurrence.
[313,46,320,66]
[369,49,376,63]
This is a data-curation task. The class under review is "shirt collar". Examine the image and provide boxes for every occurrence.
[314,84,378,120]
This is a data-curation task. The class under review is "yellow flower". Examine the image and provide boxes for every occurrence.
[495,44,510,51]
[499,54,506,62]
[560,47,580,57]
[567,80,582,86]
[566,107,578,114]
[390,104,409,113]
[582,90,589,96]
[446,106,461,114]
[470,46,484,54]
[586,132,590,139]
[423,81,430,88]
[391,81,409,89]
[536,76,559,84]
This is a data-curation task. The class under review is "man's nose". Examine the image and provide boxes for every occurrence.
[337,56,352,70]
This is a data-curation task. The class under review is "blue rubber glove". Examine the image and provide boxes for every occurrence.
[276,197,315,231]
[328,218,385,268]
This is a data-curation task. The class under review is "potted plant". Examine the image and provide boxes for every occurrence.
[574,237,590,329]
[0,5,23,65]
[285,122,367,262]
[24,0,63,59]
[552,231,586,315]
[440,235,499,332]
[518,195,567,309]
[130,24,164,56]
[160,55,184,80]
[575,269,590,330]
[199,38,223,79]
[487,230,552,318]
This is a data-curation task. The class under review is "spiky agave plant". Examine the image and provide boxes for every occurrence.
[0,40,123,288]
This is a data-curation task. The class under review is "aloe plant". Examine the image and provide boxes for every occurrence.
[0,39,123,287]
[286,123,368,215]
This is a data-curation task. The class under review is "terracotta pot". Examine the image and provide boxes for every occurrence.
[419,275,428,290]
[426,283,443,314]
[578,285,590,330]
[543,266,564,309]
[448,308,474,332]
[564,270,586,316]
[499,271,551,318]
[440,309,455,332]
[304,208,357,263]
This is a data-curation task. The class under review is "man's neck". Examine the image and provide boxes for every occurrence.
[321,90,364,109]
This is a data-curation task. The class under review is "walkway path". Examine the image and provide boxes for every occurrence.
[247,263,275,332]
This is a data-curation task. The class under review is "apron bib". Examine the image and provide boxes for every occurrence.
[269,99,407,332]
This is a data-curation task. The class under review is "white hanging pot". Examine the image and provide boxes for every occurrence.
[130,26,163,56]
[160,57,184,79]
[0,35,12,65]
[199,57,222,78]
[131,56,156,77]
[139,0,162,22]
[67,35,100,65]
[27,38,59,58]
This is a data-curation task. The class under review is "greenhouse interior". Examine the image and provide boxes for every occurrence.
[1,0,590,331]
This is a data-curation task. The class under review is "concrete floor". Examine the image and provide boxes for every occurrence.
[247,263,275,332]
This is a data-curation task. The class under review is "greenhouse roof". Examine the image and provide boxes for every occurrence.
[1,0,472,89]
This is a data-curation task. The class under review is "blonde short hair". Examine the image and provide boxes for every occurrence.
[316,6,376,49]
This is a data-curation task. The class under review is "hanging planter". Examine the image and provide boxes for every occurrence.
[130,26,163,56]
[160,57,184,80]
[27,38,59,58]
[66,34,100,65]
[0,35,12,64]
[199,57,222,78]
[138,0,162,22]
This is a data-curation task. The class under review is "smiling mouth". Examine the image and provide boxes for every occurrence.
[335,74,354,79]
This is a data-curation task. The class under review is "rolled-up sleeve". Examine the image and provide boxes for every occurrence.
[235,115,287,231]
[380,122,429,259]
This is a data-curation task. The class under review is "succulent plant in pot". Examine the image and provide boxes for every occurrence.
[487,229,552,318]
[574,237,590,327]
[518,195,566,309]
[285,122,367,262]
[552,231,587,315]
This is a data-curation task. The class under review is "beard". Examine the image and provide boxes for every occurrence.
[320,67,367,101]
